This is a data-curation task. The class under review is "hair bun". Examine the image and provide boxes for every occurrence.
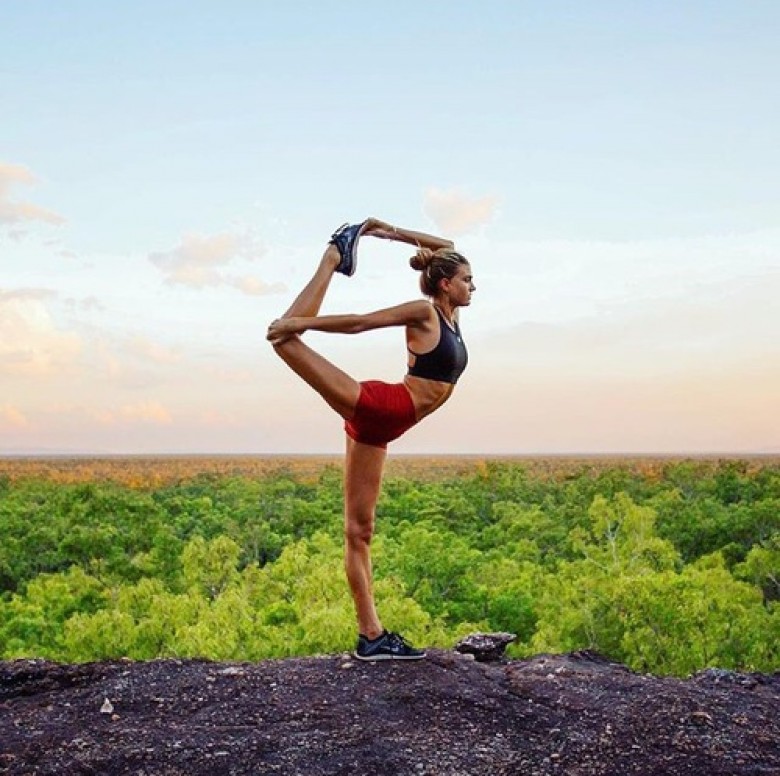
[409,248,433,272]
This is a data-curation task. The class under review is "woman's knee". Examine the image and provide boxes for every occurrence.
[345,512,374,547]
[270,333,302,357]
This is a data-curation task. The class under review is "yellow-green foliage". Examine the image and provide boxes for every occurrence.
[0,459,778,674]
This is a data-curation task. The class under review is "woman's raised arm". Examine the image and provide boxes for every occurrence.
[362,217,454,251]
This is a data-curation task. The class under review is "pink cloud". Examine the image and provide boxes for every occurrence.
[126,336,181,365]
[0,404,29,429]
[227,275,286,296]
[0,162,64,226]
[423,187,497,236]
[0,294,82,376]
[87,404,173,427]
[149,232,280,294]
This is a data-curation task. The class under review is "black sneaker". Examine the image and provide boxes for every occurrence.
[329,221,367,277]
[354,630,427,661]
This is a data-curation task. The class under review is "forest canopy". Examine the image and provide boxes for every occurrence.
[1,457,778,676]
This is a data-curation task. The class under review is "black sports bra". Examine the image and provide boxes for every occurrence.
[407,306,468,384]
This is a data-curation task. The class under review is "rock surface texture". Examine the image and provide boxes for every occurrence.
[1,650,778,775]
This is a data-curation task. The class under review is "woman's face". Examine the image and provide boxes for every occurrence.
[443,263,475,307]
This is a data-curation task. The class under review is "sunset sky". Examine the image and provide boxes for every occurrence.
[2,1,778,455]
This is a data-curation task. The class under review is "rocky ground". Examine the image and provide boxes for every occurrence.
[1,650,778,775]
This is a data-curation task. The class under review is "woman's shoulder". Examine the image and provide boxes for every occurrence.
[400,298,437,321]
[397,299,438,333]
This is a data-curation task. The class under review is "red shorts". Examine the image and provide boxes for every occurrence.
[344,381,418,449]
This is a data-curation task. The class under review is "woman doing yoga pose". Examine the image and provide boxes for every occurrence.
[267,217,475,660]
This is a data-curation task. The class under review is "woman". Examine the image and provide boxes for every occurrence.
[267,217,475,661]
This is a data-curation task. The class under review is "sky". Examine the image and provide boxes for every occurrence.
[1,1,778,455]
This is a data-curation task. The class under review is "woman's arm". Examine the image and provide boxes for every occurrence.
[362,217,454,251]
[267,300,434,344]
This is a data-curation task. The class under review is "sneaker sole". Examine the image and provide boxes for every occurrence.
[353,652,427,662]
[332,220,367,277]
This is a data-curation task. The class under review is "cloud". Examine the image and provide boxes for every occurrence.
[454,357,780,454]
[149,231,283,295]
[119,401,173,425]
[0,292,82,376]
[87,402,173,426]
[203,365,256,384]
[63,295,105,313]
[149,232,245,287]
[125,336,181,365]
[467,228,780,339]
[0,162,64,226]
[227,275,286,296]
[492,268,779,369]
[0,404,29,429]
[81,332,188,391]
[423,187,498,235]
[0,288,56,303]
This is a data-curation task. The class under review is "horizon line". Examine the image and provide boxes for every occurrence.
[1,451,778,460]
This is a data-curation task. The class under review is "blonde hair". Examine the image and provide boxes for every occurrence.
[409,248,469,297]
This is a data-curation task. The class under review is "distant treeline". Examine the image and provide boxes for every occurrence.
[0,458,777,675]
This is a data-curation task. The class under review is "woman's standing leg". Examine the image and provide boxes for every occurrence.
[343,436,387,639]
[345,435,426,660]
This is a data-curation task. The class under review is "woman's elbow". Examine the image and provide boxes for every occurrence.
[349,315,369,334]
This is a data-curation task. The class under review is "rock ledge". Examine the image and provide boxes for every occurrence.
[1,651,778,775]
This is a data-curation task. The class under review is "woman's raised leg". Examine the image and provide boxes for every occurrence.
[271,244,360,419]
[282,244,340,318]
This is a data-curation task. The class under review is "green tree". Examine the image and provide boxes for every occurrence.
[734,534,780,602]
[382,520,482,622]
[0,567,104,658]
[181,535,241,600]
[617,557,775,674]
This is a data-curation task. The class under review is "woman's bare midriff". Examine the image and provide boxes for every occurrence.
[404,375,455,421]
